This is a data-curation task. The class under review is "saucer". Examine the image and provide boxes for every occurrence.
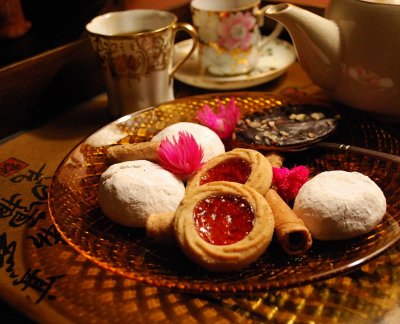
[173,38,296,90]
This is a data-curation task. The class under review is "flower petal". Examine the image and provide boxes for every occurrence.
[157,131,204,180]
[196,97,240,140]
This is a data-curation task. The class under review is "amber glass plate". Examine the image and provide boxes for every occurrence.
[48,92,400,295]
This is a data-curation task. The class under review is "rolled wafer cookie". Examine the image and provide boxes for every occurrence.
[106,141,160,164]
[265,152,284,168]
[265,189,312,255]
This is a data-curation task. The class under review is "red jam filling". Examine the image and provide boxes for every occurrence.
[199,157,251,185]
[193,193,255,245]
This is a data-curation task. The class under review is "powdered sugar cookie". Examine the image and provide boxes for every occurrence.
[151,122,225,162]
[293,170,386,240]
[98,160,185,227]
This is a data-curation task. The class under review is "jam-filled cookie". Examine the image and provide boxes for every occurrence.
[186,148,273,196]
[174,181,274,272]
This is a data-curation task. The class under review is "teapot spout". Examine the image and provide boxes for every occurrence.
[264,3,342,90]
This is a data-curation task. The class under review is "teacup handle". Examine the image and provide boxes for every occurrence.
[170,22,198,84]
[256,5,284,49]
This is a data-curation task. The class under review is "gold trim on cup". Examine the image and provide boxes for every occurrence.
[86,10,198,84]
[86,10,178,38]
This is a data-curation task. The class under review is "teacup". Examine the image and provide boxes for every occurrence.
[86,9,198,118]
[190,0,282,76]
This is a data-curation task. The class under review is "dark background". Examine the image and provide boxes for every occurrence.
[0,0,110,68]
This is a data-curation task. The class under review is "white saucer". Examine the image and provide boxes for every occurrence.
[173,38,296,90]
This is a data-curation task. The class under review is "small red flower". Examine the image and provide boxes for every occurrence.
[272,165,309,203]
[157,131,204,181]
[196,97,240,140]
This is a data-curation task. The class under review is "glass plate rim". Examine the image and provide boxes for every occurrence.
[48,91,400,295]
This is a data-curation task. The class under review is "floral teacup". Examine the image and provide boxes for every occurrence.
[191,0,282,76]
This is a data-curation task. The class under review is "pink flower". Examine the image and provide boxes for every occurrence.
[272,166,309,203]
[196,97,240,140]
[157,131,204,181]
[217,12,256,50]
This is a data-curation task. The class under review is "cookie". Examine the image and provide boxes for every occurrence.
[174,181,274,272]
[187,148,273,195]
[98,160,185,227]
[293,170,386,240]
[151,122,225,162]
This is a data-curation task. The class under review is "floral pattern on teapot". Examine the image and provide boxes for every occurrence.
[346,66,394,89]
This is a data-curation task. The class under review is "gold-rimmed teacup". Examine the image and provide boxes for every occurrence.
[190,0,282,76]
[86,9,198,118]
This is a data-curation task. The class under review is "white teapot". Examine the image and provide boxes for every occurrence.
[264,0,400,119]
